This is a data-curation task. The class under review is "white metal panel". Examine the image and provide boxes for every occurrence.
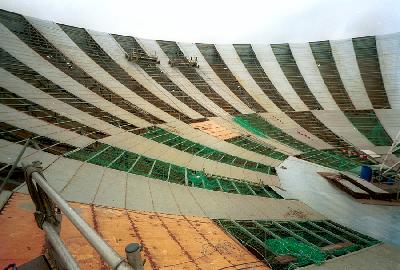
[0,68,121,135]
[0,22,145,129]
[0,104,94,148]
[376,33,400,109]
[26,16,161,126]
[178,42,253,114]
[252,44,308,111]
[330,39,373,109]
[137,38,230,117]
[89,30,201,120]
[93,169,127,208]
[375,109,400,140]
[61,162,105,204]
[290,43,339,110]
[215,44,281,112]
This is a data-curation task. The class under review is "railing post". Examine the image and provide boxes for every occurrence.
[23,161,135,270]
[125,243,145,270]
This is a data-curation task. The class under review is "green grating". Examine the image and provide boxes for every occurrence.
[234,116,268,138]
[150,160,170,181]
[216,219,380,270]
[344,110,392,146]
[168,165,186,185]
[65,143,108,161]
[131,156,155,176]
[265,237,327,266]
[234,114,314,153]
[138,126,277,175]
[89,147,123,167]
[227,136,288,161]
[109,152,139,172]
[67,144,282,199]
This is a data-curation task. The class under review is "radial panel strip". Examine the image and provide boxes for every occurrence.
[59,24,191,123]
[112,34,214,118]
[352,36,390,109]
[271,43,322,110]
[309,40,355,110]
[0,49,136,133]
[196,43,266,112]
[0,122,77,156]
[233,44,294,112]
[343,110,393,146]
[0,10,163,125]
[157,40,240,115]
[286,111,349,148]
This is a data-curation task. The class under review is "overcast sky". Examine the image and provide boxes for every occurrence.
[1,0,399,44]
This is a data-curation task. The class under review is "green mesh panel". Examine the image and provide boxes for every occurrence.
[168,165,186,184]
[187,170,206,188]
[218,177,238,193]
[150,160,170,181]
[234,116,268,138]
[66,143,108,161]
[265,237,327,266]
[297,149,373,171]
[67,145,282,199]
[109,152,139,172]
[233,182,253,195]
[234,114,314,152]
[131,156,155,176]
[89,147,123,167]
[139,125,277,175]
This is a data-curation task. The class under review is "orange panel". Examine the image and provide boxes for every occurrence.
[0,193,44,266]
[191,120,239,140]
[0,193,269,270]
[60,202,101,269]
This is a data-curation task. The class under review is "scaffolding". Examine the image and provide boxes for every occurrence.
[113,34,214,118]
[157,40,240,115]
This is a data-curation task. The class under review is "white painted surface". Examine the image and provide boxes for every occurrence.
[0,104,94,148]
[89,30,201,121]
[330,38,373,109]
[278,157,400,246]
[377,32,400,109]
[252,44,308,111]
[27,16,170,125]
[138,38,230,117]
[290,42,339,110]
[0,22,143,129]
[216,44,281,112]
[0,68,121,136]
[375,109,400,140]
[178,42,253,114]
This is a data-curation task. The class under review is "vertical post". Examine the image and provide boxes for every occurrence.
[125,243,144,270]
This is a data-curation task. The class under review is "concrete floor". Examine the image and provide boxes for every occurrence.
[277,157,400,247]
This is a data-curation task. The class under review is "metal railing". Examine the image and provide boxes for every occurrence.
[23,161,144,270]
